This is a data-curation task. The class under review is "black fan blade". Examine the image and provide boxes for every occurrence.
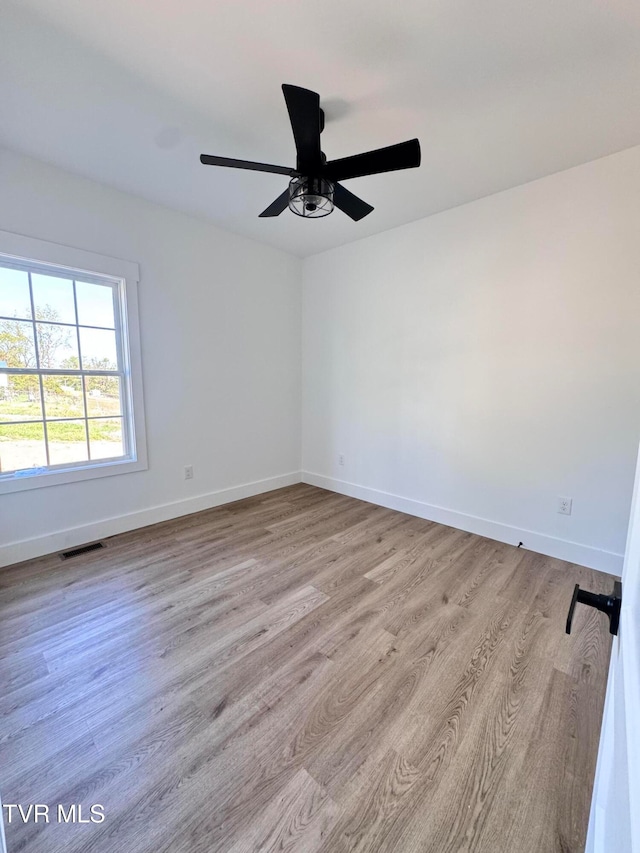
[259,189,290,218]
[200,154,295,176]
[325,139,421,182]
[333,184,374,221]
[282,84,323,174]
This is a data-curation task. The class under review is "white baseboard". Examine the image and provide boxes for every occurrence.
[3,470,623,576]
[302,471,623,576]
[0,472,302,568]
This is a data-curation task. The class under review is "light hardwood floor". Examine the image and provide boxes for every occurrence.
[0,484,612,853]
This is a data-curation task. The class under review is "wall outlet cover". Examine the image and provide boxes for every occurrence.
[558,496,573,516]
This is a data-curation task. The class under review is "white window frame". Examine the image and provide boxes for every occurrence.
[0,230,147,494]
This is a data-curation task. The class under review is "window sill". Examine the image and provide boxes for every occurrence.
[0,456,147,494]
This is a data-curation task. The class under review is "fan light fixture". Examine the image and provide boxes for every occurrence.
[200,84,421,221]
[288,177,335,218]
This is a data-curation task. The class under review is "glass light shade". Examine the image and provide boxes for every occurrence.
[288,177,335,218]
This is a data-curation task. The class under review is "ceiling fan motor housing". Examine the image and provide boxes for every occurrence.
[289,176,335,218]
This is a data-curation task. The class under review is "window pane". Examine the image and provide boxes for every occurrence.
[85,375,122,417]
[43,375,84,419]
[36,322,79,369]
[89,417,123,459]
[0,422,46,473]
[79,327,118,370]
[47,420,88,466]
[0,319,37,368]
[0,376,43,421]
[31,273,76,324]
[0,267,31,320]
[76,281,115,329]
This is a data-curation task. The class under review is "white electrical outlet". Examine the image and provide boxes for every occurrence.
[184,465,194,480]
[338,454,345,466]
[558,496,572,516]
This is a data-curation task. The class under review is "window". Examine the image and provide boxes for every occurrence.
[0,231,146,493]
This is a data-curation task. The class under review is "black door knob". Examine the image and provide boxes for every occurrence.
[566,581,622,636]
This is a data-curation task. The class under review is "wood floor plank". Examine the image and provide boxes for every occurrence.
[0,485,612,853]
[226,768,340,853]
[380,607,560,851]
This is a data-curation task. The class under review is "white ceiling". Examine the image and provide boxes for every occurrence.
[2,0,640,258]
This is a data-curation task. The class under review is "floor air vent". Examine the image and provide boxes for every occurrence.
[60,542,105,560]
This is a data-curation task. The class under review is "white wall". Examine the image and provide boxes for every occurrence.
[302,146,640,574]
[0,147,302,565]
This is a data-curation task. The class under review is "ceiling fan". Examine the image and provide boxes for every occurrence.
[200,84,421,221]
